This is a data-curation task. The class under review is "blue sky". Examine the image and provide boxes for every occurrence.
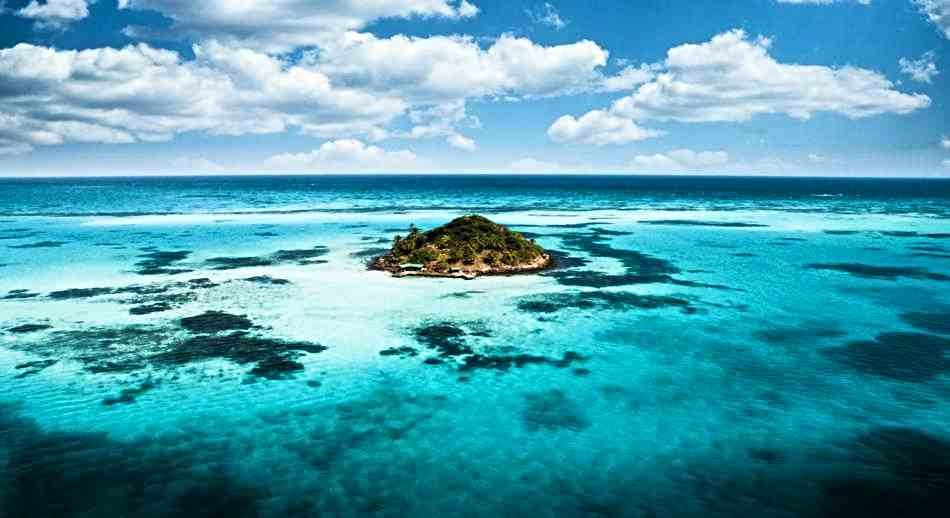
[0,0,948,176]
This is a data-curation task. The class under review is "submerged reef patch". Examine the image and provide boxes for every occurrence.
[102,380,158,406]
[49,286,122,299]
[205,256,274,270]
[14,359,57,378]
[46,278,214,303]
[14,325,169,374]
[460,351,584,372]
[413,322,476,357]
[899,310,950,335]
[0,232,40,240]
[0,403,265,517]
[129,303,174,315]
[540,229,722,289]
[272,246,330,265]
[823,332,950,382]
[545,248,590,269]
[151,332,327,380]
[516,291,695,314]
[206,246,329,270]
[805,263,950,281]
[6,323,52,334]
[522,389,590,432]
[134,250,192,275]
[754,321,847,345]
[819,427,950,517]
[241,276,292,285]
[8,313,326,380]
[8,240,66,248]
[2,289,40,299]
[410,321,584,373]
[438,290,485,299]
[179,311,254,333]
[379,346,419,358]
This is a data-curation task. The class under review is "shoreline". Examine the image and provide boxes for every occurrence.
[371,253,553,280]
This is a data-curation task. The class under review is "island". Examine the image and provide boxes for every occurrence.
[372,215,552,279]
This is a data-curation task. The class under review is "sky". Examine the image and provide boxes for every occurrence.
[0,0,948,177]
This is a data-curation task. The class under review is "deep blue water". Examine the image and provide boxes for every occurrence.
[1,175,949,517]
[1,175,949,216]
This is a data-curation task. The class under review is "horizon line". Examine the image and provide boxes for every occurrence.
[1,172,949,180]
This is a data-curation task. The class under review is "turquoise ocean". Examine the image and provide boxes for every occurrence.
[1,175,948,517]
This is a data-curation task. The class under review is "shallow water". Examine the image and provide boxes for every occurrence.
[1,176,949,517]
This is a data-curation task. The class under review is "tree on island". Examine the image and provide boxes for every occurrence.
[373,215,551,279]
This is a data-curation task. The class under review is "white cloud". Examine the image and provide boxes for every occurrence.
[601,64,657,92]
[0,27,614,154]
[0,42,406,151]
[527,3,567,30]
[265,139,420,171]
[808,153,827,163]
[118,0,479,53]
[899,51,939,83]
[914,0,950,39]
[548,110,662,146]
[315,32,608,103]
[944,159,950,167]
[629,149,729,171]
[447,134,477,151]
[551,29,930,145]
[615,30,929,121]
[16,0,89,27]
[942,136,950,149]
[395,100,481,143]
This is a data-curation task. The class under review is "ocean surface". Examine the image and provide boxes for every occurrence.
[1,175,949,517]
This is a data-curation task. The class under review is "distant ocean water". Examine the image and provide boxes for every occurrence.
[1,175,949,517]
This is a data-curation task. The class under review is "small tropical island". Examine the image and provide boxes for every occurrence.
[372,215,552,279]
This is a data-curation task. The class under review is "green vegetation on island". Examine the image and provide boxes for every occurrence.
[372,215,551,279]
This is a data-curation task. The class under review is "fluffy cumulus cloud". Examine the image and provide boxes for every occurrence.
[914,0,950,39]
[118,0,479,53]
[550,29,930,145]
[314,32,608,103]
[0,42,406,153]
[15,0,90,27]
[601,64,657,92]
[629,149,729,171]
[899,51,939,83]
[265,139,419,171]
[548,110,662,145]
[0,23,613,154]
